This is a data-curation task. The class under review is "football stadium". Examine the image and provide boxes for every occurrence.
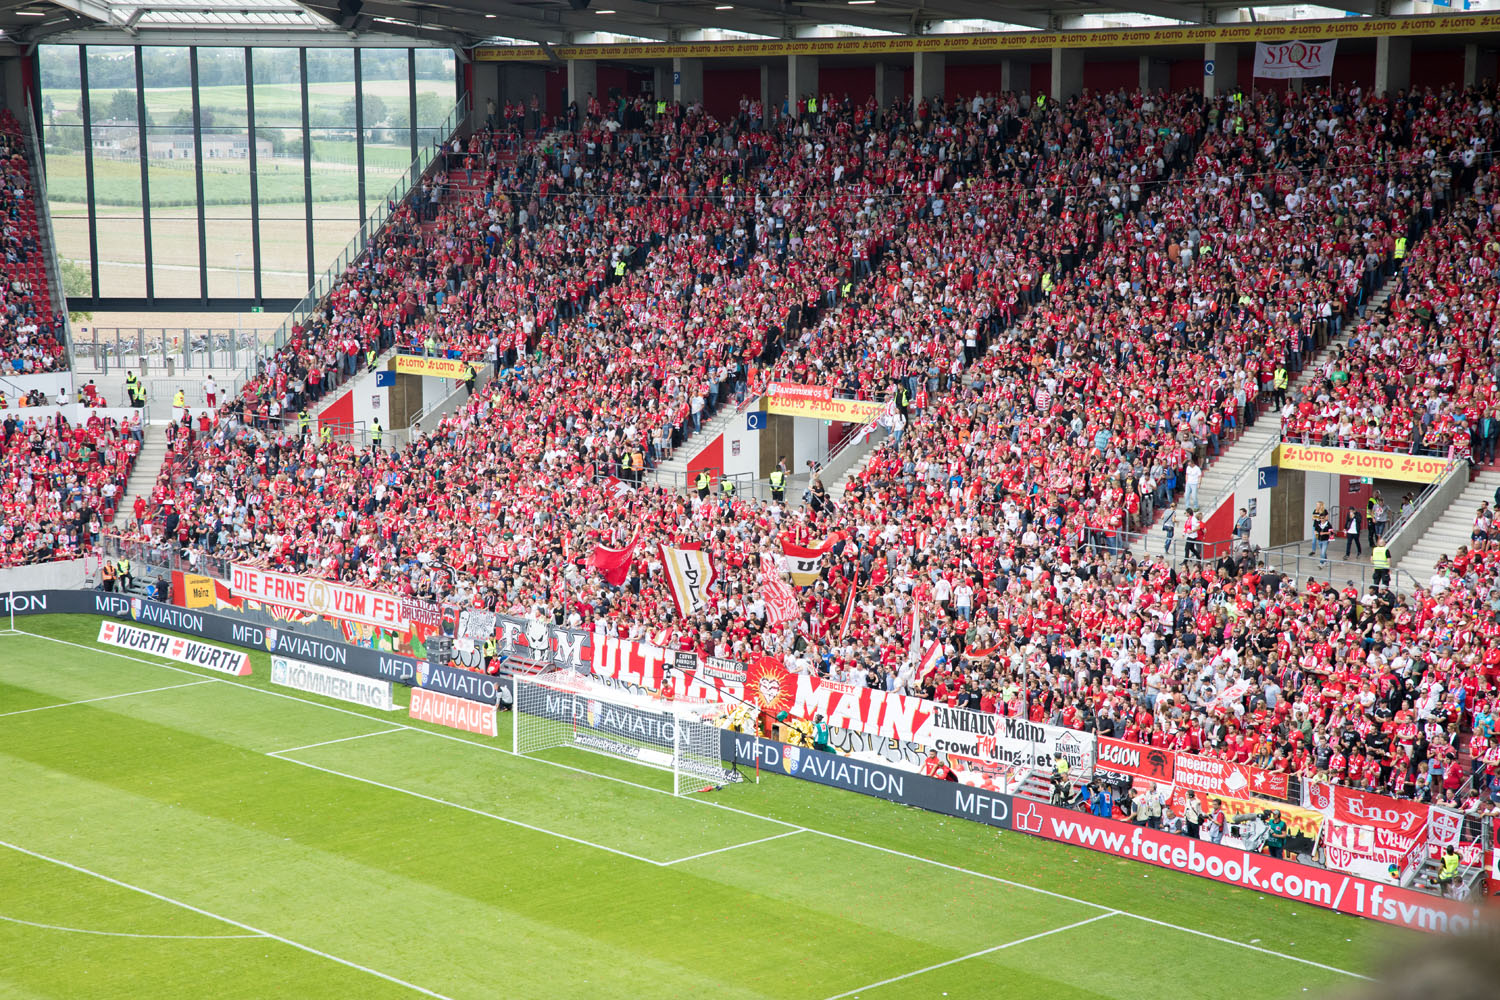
[0,1,1498,996]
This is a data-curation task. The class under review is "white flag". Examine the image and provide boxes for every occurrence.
[1252,40,1336,79]
[661,543,715,619]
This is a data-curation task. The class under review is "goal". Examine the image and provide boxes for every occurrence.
[512,674,731,795]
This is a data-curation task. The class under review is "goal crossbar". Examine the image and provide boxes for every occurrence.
[512,673,730,795]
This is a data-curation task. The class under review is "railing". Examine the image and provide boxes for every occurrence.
[1382,458,1463,545]
[99,533,231,582]
[74,327,265,376]
[1257,542,1420,592]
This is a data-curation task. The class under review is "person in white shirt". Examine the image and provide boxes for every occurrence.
[1183,459,1202,509]
[953,581,973,620]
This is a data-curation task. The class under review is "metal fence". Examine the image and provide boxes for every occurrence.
[73,327,267,375]
[99,533,231,583]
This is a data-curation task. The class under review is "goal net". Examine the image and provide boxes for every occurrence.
[513,673,731,795]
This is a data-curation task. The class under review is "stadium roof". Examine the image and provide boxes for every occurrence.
[0,1,1415,49]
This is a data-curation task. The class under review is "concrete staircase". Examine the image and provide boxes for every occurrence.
[647,403,749,493]
[110,423,170,530]
[1393,469,1500,585]
[1131,271,1404,560]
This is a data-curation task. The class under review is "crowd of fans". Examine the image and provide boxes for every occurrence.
[0,109,68,376]
[1280,157,1500,463]
[108,82,1500,820]
[0,410,138,567]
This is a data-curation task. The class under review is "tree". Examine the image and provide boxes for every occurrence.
[43,95,55,125]
[107,89,137,124]
[59,257,94,322]
[362,94,388,128]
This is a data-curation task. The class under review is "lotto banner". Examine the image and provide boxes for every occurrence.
[1095,737,1176,783]
[392,354,478,379]
[1275,444,1449,484]
[230,564,407,632]
[1172,754,1289,800]
[1016,800,1483,933]
[765,389,885,423]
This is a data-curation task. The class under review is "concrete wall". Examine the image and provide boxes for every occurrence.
[1385,462,1469,565]
[0,557,95,594]
[721,410,760,480]
[1227,462,1275,550]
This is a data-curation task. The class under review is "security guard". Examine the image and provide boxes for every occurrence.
[720,477,736,499]
[371,418,383,451]
[464,363,477,396]
[101,560,117,592]
[1273,365,1289,409]
[613,258,626,282]
[1436,846,1461,896]
[1371,536,1391,588]
[482,637,497,670]
[695,469,711,500]
[655,98,666,116]
[1394,235,1407,263]
[366,347,377,371]
[298,409,311,438]
[769,468,786,504]
[124,371,139,401]
[895,383,913,416]
[1040,271,1054,297]
[117,557,133,592]
[172,388,185,409]
[320,424,333,445]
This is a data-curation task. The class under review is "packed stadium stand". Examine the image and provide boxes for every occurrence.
[4,5,1499,935]
[77,79,1497,828]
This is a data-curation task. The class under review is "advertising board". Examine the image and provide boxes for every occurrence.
[271,656,396,711]
[97,620,251,676]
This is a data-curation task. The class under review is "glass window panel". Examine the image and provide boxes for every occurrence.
[414,48,457,147]
[39,47,90,298]
[198,47,253,300]
[251,47,307,297]
[85,46,145,297]
[360,49,411,230]
[306,48,359,275]
[141,47,199,297]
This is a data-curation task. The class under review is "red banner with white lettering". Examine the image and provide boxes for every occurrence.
[1172,754,1289,800]
[1332,787,1429,839]
[1094,737,1176,783]
[1015,800,1482,933]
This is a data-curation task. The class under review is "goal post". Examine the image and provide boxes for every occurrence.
[512,673,732,795]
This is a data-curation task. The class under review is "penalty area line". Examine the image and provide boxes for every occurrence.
[6,630,1376,981]
[658,829,803,866]
[823,912,1117,1000]
[0,679,215,718]
[0,838,456,1000]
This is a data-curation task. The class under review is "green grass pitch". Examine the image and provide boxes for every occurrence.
[0,615,1410,999]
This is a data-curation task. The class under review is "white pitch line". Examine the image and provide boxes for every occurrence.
[0,839,455,1000]
[0,912,264,940]
[659,829,803,866]
[268,753,671,867]
[0,680,214,718]
[266,727,406,757]
[6,631,1377,981]
[823,912,1118,1000]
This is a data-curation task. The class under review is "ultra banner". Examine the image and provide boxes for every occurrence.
[924,705,1096,773]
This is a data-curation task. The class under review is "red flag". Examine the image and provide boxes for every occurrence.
[838,578,858,642]
[590,535,639,587]
[915,639,945,684]
[760,553,800,628]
